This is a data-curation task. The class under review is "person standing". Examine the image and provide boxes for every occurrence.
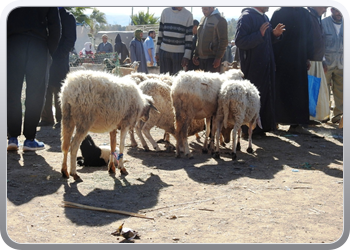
[39,7,77,129]
[192,7,228,73]
[155,7,193,75]
[270,7,314,134]
[143,30,156,66]
[7,7,61,151]
[130,29,148,73]
[114,34,129,64]
[307,7,330,124]
[96,34,113,54]
[235,7,285,135]
[322,7,343,124]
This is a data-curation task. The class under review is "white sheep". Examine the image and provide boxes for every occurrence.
[60,70,158,182]
[135,78,205,152]
[213,79,262,160]
[171,69,244,158]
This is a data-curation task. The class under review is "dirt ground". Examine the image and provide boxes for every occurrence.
[6,118,343,245]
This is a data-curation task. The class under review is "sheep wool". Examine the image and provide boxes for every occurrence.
[60,70,156,182]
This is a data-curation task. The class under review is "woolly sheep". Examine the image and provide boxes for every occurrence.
[60,70,157,182]
[135,78,205,152]
[171,69,244,158]
[213,79,262,160]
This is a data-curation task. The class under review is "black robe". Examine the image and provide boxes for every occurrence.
[114,34,130,64]
[270,7,313,125]
[235,8,279,132]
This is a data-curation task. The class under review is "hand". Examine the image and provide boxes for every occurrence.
[155,53,159,62]
[260,22,270,37]
[192,56,199,66]
[213,58,221,68]
[150,59,154,65]
[181,57,189,68]
[273,23,286,37]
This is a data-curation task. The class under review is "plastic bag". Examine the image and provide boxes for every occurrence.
[308,75,321,117]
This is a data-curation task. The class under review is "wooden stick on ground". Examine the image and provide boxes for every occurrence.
[62,201,154,220]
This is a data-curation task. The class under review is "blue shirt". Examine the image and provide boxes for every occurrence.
[143,36,156,65]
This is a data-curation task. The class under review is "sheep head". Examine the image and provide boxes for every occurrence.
[139,95,159,122]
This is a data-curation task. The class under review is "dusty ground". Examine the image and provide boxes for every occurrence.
[6,119,343,245]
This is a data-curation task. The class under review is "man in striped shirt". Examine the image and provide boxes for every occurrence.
[155,7,193,75]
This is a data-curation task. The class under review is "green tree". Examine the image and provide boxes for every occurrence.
[130,11,159,25]
[227,18,238,41]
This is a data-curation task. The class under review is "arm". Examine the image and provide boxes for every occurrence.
[235,14,265,51]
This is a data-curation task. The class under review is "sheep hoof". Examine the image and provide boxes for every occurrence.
[232,153,237,161]
[175,153,181,158]
[144,145,150,152]
[120,168,128,176]
[214,152,220,159]
[220,142,226,147]
[130,143,138,148]
[157,139,165,143]
[202,148,208,154]
[61,170,69,179]
[247,147,253,154]
[72,173,83,182]
[108,166,115,174]
[236,142,241,151]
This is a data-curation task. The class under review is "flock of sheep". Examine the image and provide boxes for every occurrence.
[59,67,261,182]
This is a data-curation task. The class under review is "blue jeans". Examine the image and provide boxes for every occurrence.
[7,34,51,139]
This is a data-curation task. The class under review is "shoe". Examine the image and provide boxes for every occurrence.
[7,137,19,151]
[23,139,45,151]
[308,120,321,126]
[38,120,54,127]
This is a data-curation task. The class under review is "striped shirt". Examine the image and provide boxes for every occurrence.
[156,7,193,59]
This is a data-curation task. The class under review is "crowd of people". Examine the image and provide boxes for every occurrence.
[7,6,343,151]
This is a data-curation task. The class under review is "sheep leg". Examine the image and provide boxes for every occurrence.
[209,117,217,155]
[135,121,150,151]
[61,102,75,179]
[68,130,88,182]
[118,126,129,175]
[175,118,186,158]
[108,130,117,174]
[129,128,138,148]
[231,125,240,161]
[202,117,211,154]
[214,117,223,159]
[142,124,161,151]
[247,123,254,154]
[236,127,241,151]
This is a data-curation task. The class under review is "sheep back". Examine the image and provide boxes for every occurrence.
[60,70,151,133]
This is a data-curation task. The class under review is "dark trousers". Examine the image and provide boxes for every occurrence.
[41,85,61,124]
[159,49,184,75]
[7,34,51,139]
[198,58,221,73]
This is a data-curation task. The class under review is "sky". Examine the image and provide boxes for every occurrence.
[89,6,333,26]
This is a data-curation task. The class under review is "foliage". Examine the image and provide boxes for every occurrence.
[227,18,238,41]
[130,11,159,25]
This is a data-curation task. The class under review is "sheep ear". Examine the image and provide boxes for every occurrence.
[149,101,160,113]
